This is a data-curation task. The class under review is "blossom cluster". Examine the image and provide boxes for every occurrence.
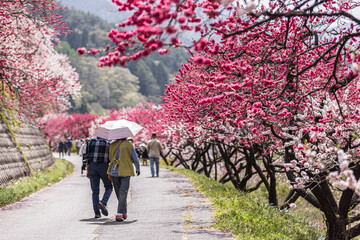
[0,0,80,119]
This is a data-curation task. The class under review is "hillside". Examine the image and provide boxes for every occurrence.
[58,0,200,45]
[56,7,190,114]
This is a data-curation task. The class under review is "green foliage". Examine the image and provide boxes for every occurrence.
[56,8,148,113]
[126,49,190,103]
[59,49,146,114]
[246,175,326,233]
[152,61,169,95]
[165,166,322,240]
[58,8,113,50]
[132,60,160,98]
[148,48,190,76]
[56,8,191,112]
[0,159,74,207]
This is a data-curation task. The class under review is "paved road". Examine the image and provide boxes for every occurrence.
[0,154,234,240]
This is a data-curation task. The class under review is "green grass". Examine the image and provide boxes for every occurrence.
[164,166,322,240]
[0,158,74,207]
[246,176,326,234]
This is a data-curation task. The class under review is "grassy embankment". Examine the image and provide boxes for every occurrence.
[0,158,74,207]
[165,166,322,240]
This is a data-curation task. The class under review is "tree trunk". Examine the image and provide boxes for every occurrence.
[268,171,278,207]
[326,217,348,240]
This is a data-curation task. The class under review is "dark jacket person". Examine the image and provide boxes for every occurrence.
[86,137,113,218]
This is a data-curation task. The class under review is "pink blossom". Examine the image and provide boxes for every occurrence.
[158,48,169,55]
[77,48,87,55]
[90,48,98,55]
[166,25,177,34]
[194,56,205,64]
[178,16,186,23]
[194,38,209,51]
[170,37,181,45]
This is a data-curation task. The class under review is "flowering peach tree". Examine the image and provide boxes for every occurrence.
[1,0,80,120]
[162,19,360,240]
[80,0,360,237]
[39,113,97,144]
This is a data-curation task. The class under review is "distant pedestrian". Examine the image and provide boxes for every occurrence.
[140,144,149,166]
[86,137,113,218]
[108,137,140,222]
[75,138,82,155]
[63,143,68,157]
[65,138,72,156]
[79,138,88,174]
[58,141,65,158]
[147,133,162,177]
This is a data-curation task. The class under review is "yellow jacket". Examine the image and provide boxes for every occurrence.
[107,140,135,176]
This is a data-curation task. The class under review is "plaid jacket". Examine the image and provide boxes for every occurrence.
[86,137,110,164]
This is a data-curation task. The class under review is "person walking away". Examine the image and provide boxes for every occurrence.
[75,138,82,155]
[65,138,72,156]
[108,138,140,222]
[86,137,113,218]
[79,138,88,174]
[147,133,162,177]
[140,144,149,166]
[58,141,64,158]
[63,143,68,157]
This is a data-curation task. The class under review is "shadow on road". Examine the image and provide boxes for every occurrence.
[105,220,138,225]
[79,218,138,226]
[79,218,111,222]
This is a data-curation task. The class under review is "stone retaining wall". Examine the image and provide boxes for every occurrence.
[0,118,54,187]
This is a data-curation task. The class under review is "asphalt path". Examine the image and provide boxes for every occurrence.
[0,154,234,240]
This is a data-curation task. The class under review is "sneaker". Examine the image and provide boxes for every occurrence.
[95,213,101,218]
[115,213,127,222]
[97,201,108,216]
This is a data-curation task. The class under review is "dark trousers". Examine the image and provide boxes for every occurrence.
[89,163,113,214]
[112,176,130,214]
[58,149,64,158]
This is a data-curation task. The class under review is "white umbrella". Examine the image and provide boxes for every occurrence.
[93,119,143,140]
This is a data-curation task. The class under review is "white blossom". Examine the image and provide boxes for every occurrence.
[333,181,349,190]
[289,203,297,208]
[340,160,349,170]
